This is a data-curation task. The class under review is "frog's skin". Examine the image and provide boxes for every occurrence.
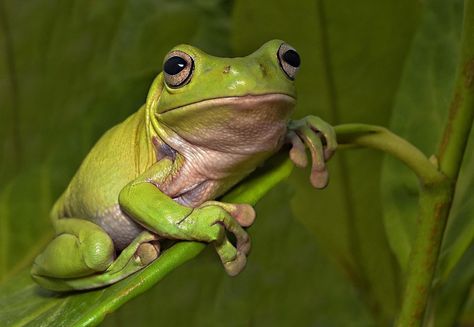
[31,40,337,291]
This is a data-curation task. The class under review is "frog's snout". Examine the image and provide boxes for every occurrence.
[222,63,267,78]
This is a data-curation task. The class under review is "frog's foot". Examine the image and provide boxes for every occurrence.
[100,231,159,277]
[287,116,337,188]
[119,182,254,277]
[177,202,252,276]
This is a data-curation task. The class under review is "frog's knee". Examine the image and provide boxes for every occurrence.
[31,231,115,279]
[80,231,115,272]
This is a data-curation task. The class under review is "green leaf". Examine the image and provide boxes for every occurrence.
[0,243,204,327]
[381,0,474,324]
[232,0,421,324]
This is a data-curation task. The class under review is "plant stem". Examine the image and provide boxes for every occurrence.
[437,0,474,181]
[335,124,444,186]
[395,1,474,326]
[395,182,452,327]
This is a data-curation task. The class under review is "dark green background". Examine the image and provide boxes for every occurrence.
[0,0,472,326]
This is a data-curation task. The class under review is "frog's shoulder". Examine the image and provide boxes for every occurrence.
[59,106,156,218]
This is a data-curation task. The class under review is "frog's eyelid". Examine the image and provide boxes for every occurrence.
[163,50,194,88]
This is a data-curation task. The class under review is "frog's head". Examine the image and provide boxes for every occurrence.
[148,39,300,155]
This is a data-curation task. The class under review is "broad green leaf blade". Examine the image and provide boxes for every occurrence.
[0,167,54,283]
[381,0,474,324]
[232,0,420,323]
[0,243,204,327]
[0,156,293,327]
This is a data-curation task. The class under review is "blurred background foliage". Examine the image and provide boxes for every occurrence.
[0,0,472,326]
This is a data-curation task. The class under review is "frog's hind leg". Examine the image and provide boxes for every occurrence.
[32,217,159,291]
[31,218,116,281]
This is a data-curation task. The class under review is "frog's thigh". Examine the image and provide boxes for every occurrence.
[31,218,114,279]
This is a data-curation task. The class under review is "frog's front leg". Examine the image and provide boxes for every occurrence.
[287,116,337,188]
[119,166,255,276]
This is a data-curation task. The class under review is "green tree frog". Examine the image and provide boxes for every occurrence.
[31,40,337,291]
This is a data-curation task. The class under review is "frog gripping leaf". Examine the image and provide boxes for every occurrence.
[31,40,337,291]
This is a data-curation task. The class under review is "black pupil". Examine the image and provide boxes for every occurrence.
[282,49,300,68]
[164,56,187,75]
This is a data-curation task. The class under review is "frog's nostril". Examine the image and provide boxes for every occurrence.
[259,63,267,77]
[223,65,231,74]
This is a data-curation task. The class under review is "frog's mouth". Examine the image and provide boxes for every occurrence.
[156,93,296,154]
[158,93,295,114]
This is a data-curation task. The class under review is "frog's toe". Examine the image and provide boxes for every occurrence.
[238,236,251,256]
[310,168,329,189]
[306,116,337,160]
[233,229,251,255]
[224,252,247,277]
[287,130,308,168]
[232,204,256,227]
[296,125,329,189]
[200,201,256,227]
[322,133,337,160]
[135,241,160,265]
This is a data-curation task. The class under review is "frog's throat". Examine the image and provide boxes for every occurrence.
[149,93,296,155]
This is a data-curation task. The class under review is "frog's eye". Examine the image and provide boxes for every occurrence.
[163,50,194,88]
[277,43,300,80]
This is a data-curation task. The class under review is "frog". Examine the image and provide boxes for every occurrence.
[31,40,337,291]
